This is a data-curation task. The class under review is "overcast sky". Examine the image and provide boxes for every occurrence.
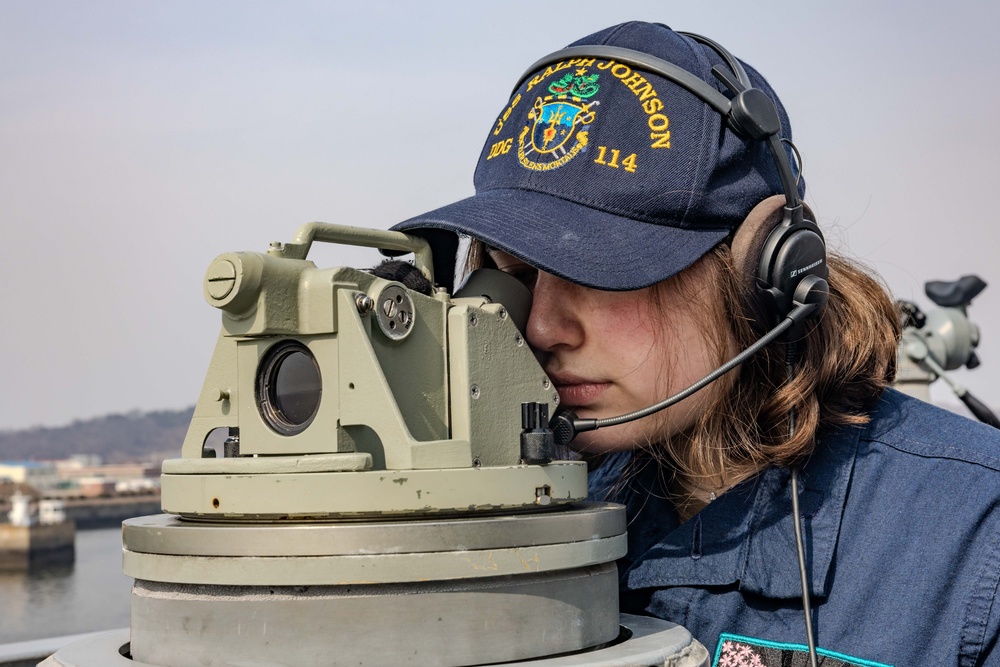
[2,1,999,431]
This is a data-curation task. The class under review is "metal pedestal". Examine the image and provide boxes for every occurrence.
[40,615,709,667]
[39,504,710,666]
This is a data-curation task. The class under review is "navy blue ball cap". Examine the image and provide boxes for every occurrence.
[393,21,801,291]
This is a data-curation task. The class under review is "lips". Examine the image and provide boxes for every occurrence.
[547,371,611,408]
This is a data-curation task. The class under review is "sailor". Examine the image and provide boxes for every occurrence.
[395,21,1000,667]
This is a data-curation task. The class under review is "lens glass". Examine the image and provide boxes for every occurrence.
[273,351,322,425]
[257,341,322,435]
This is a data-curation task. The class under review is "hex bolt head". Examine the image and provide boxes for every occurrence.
[206,260,237,300]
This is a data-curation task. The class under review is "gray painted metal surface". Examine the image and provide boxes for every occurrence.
[123,503,625,556]
[129,565,619,665]
[37,615,709,666]
[121,504,628,662]
[123,534,626,585]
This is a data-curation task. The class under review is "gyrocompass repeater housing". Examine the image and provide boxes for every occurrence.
[109,223,651,667]
[161,222,586,519]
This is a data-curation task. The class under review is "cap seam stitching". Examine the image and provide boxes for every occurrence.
[679,34,722,229]
[596,21,632,45]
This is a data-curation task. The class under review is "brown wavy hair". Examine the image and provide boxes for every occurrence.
[649,244,900,498]
[465,238,900,498]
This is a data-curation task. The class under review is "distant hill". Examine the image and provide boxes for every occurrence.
[0,408,195,463]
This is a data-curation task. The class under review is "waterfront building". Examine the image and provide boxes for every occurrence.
[0,462,59,493]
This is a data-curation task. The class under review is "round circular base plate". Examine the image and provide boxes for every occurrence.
[122,503,626,586]
[160,461,587,519]
[41,615,709,667]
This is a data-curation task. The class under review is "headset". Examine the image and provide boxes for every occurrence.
[511,32,829,667]
[512,33,831,441]
[512,33,829,335]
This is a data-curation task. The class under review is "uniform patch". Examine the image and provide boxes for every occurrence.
[713,634,892,667]
[517,68,600,172]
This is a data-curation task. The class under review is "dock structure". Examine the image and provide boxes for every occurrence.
[0,492,75,570]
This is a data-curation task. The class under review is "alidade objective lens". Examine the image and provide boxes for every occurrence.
[256,341,322,435]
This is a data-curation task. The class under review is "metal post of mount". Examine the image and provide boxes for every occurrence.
[912,350,1000,429]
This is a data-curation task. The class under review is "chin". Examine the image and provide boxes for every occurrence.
[568,429,648,456]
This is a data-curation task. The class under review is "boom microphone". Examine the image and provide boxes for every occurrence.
[550,283,825,446]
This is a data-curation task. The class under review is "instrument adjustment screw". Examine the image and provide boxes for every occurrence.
[206,260,237,300]
[355,293,374,314]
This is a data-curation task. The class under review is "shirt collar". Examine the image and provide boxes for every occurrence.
[623,422,862,599]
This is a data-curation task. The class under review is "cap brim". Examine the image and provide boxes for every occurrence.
[394,188,729,291]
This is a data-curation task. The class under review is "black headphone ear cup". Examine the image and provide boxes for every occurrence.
[731,196,786,290]
[731,196,823,331]
[731,196,786,329]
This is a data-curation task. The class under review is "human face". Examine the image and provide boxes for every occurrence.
[489,249,723,454]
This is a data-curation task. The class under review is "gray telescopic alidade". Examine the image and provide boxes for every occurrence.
[43,223,709,667]
[896,275,1000,428]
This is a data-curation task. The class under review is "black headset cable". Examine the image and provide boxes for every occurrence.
[787,343,819,667]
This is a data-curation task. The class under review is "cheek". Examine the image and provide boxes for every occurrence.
[588,297,661,370]
[652,302,735,438]
[572,354,721,455]
[664,318,719,388]
[602,302,712,399]
[579,305,721,452]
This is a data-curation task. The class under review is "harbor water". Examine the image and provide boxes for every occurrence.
[0,527,131,644]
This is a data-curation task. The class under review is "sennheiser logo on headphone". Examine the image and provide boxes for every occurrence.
[790,259,824,278]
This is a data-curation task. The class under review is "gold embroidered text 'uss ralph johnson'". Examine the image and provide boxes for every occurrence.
[524,58,671,149]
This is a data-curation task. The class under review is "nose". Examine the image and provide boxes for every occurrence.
[525,272,585,354]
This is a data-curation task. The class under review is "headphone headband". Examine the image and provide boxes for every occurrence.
[513,45,732,114]
[511,39,801,211]
[511,32,825,329]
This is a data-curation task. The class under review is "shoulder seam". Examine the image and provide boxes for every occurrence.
[862,436,1000,473]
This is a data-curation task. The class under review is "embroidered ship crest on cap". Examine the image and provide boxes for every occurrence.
[518,69,600,171]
